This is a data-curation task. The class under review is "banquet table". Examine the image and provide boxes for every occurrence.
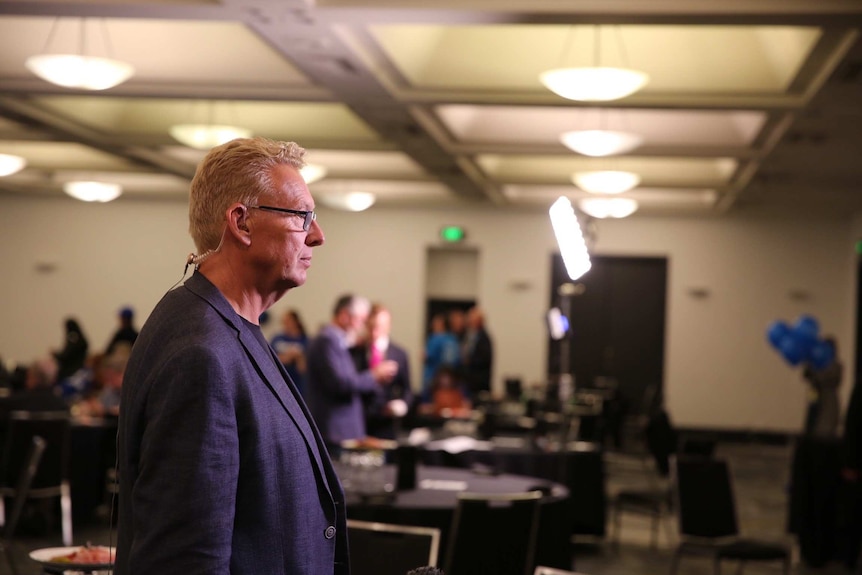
[339,463,572,570]
[420,436,607,537]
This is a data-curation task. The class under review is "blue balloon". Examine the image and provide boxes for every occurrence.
[779,334,804,366]
[767,321,790,348]
[808,339,835,370]
[793,315,819,346]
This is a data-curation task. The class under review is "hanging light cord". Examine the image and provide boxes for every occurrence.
[556,25,577,68]
[39,17,62,55]
[593,25,601,68]
[99,18,118,59]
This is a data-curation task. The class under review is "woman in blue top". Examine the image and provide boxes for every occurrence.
[270,309,309,396]
[422,313,461,403]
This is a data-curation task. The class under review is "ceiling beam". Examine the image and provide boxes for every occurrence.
[0,97,196,179]
[245,10,497,202]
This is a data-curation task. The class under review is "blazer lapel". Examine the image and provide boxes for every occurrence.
[185,272,336,499]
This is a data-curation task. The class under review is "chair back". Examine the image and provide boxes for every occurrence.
[3,436,46,539]
[346,519,440,575]
[443,490,541,575]
[672,455,738,539]
[0,411,70,493]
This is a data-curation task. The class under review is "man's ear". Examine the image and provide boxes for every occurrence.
[228,203,252,245]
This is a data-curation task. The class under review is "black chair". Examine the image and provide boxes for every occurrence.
[347,519,440,575]
[1,436,47,575]
[609,408,677,549]
[443,490,542,575]
[610,483,674,549]
[0,410,73,546]
[669,455,792,575]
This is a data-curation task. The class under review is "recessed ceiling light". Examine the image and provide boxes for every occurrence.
[0,153,26,176]
[26,54,134,90]
[572,170,641,194]
[63,181,122,202]
[169,124,252,150]
[320,191,376,212]
[540,67,649,102]
[578,197,639,219]
[560,130,643,157]
[300,164,328,184]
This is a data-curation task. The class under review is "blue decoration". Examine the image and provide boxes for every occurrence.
[778,334,805,366]
[808,339,836,370]
[767,321,790,348]
[767,315,833,369]
[793,315,819,349]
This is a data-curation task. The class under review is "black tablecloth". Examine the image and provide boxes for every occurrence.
[421,438,606,537]
[341,464,571,570]
[70,420,117,524]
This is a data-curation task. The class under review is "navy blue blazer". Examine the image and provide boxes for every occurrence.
[306,324,380,445]
[115,272,348,575]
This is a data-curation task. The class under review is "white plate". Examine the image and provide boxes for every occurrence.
[340,438,398,451]
[29,546,115,573]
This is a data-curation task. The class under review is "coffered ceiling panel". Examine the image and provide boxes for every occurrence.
[33,97,382,143]
[0,0,859,219]
[436,106,766,148]
[368,25,820,93]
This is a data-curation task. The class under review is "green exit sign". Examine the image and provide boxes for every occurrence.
[440,226,466,243]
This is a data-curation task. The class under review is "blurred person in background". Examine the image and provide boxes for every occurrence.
[462,306,494,397]
[447,308,467,345]
[105,306,139,355]
[418,365,471,419]
[422,313,461,403]
[74,343,130,421]
[841,371,862,573]
[802,336,842,438]
[306,294,397,449]
[270,309,309,396]
[350,303,412,439]
[0,355,68,435]
[53,317,89,380]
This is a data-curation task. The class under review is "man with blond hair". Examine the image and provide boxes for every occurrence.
[116,137,345,575]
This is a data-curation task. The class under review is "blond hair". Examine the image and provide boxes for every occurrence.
[188,137,306,253]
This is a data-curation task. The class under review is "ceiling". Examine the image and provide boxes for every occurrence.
[1,0,861,219]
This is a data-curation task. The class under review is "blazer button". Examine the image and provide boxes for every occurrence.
[324,525,336,539]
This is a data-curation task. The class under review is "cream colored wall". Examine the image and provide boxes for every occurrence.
[0,194,857,434]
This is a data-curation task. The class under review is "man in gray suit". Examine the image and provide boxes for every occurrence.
[306,294,397,448]
[115,138,344,574]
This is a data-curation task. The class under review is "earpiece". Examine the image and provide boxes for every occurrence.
[187,250,214,266]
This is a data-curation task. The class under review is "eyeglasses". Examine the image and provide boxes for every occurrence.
[251,205,317,232]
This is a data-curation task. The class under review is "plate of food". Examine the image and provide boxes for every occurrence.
[340,437,398,451]
[29,544,115,573]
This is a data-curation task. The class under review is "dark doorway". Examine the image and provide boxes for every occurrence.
[425,298,474,335]
[548,255,668,418]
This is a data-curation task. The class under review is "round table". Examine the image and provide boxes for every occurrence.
[340,464,571,570]
[421,438,607,537]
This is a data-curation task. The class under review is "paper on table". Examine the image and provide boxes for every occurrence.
[424,435,491,454]
[419,478,469,491]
